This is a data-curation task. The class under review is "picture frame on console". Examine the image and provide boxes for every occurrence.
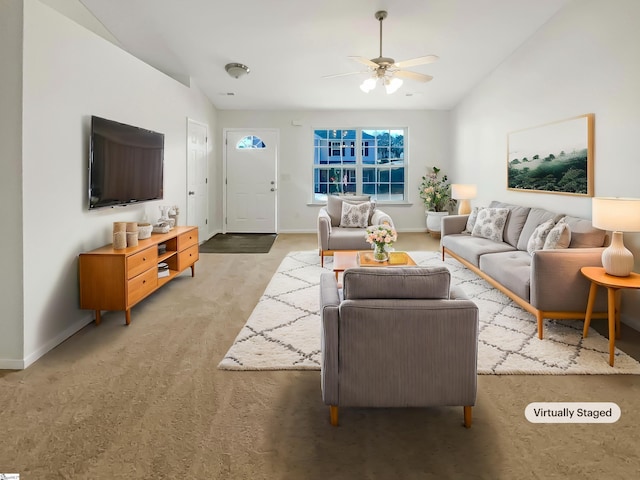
[507,113,594,196]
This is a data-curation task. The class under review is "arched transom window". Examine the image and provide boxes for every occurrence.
[236,135,266,149]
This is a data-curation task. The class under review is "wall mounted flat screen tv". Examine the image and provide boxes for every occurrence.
[89,115,164,209]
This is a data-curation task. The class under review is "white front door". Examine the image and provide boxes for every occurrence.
[224,129,278,233]
[186,119,209,238]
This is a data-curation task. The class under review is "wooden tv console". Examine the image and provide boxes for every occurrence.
[79,226,199,325]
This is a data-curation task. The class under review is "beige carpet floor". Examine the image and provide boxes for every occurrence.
[2,233,640,479]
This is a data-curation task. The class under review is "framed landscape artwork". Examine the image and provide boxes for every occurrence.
[507,113,594,196]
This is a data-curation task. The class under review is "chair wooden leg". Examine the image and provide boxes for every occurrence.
[320,251,325,267]
[463,406,472,428]
[330,405,339,426]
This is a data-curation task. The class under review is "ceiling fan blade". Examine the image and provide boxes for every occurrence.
[322,71,368,79]
[394,55,439,69]
[349,56,379,68]
[394,70,434,83]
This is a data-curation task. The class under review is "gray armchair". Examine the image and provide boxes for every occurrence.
[320,266,479,427]
[318,195,394,266]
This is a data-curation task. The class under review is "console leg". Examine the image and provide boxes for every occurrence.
[191,264,195,277]
[125,310,131,326]
[95,310,101,326]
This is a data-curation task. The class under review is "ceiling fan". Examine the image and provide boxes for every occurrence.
[324,10,438,94]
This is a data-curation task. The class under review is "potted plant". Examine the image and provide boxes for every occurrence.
[419,166,454,237]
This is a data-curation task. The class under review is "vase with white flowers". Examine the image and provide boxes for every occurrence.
[365,224,398,262]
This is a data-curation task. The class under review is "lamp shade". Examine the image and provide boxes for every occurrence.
[451,184,477,200]
[592,197,640,276]
[591,197,640,232]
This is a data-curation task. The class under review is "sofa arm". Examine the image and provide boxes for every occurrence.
[441,214,468,237]
[371,209,394,228]
[320,273,340,405]
[530,248,607,312]
[318,207,332,251]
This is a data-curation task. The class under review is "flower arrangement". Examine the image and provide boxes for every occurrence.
[419,166,454,212]
[365,224,398,261]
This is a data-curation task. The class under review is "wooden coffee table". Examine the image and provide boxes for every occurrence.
[333,251,417,281]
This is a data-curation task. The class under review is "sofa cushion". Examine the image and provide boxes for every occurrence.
[527,219,555,255]
[479,251,532,302]
[442,233,516,268]
[489,201,532,248]
[516,208,564,251]
[563,215,606,247]
[327,195,371,227]
[340,201,371,228]
[463,206,480,233]
[327,227,370,250]
[343,266,451,300]
[543,218,571,249]
[471,207,510,242]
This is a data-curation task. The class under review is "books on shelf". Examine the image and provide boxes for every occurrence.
[158,262,169,278]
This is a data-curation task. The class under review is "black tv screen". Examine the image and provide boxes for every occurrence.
[89,116,164,209]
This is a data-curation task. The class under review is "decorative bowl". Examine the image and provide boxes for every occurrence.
[137,223,153,239]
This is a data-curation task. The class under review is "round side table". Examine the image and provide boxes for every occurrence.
[581,266,640,366]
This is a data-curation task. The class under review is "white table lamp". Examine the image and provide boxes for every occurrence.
[451,184,477,215]
[591,197,640,277]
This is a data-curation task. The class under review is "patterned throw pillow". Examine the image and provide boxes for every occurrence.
[471,208,510,242]
[543,218,571,249]
[527,219,556,255]
[340,201,371,228]
[463,206,480,233]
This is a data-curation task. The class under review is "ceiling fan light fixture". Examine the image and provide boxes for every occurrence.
[384,77,403,94]
[360,77,377,93]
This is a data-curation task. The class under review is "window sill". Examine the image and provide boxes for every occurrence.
[308,201,414,207]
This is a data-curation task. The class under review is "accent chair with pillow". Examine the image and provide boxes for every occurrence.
[317,194,394,266]
[320,266,480,427]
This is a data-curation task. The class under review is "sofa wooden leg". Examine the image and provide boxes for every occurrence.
[463,406,472,428]
[537,312,544,339]
[320,251,324,267]
[330,405,339,426]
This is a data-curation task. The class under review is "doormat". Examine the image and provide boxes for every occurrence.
[199,233,277,254]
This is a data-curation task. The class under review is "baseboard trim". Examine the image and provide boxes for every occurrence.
[0,313,96,370]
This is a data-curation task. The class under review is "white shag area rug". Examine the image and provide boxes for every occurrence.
[218,250,640,374]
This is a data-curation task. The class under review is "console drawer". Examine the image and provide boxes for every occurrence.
[177,230,198,251]
[127,268,157,305]
[127,246,158,279]
[178,244,199,270]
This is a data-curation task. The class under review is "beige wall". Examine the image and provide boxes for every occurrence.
[1,0,218,368]
[0,0,26,368]
[451,0,640,328]
[217,109,452,233]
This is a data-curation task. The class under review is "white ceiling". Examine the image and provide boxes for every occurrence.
[55,0,571,110]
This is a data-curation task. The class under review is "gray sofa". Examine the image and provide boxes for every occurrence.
[441,200,609,338]
[317,194,394,266]
[320,266,479,428]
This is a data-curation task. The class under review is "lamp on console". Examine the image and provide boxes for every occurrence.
[451,184,477,215]
[591,197,640,277]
